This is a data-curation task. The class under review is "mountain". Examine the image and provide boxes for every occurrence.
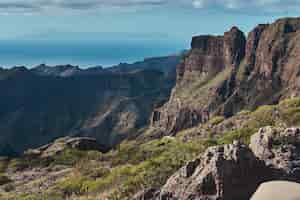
[0,55,180,155]
[2,17,300,200]
[31,64,82,77]
[151,17,300,136]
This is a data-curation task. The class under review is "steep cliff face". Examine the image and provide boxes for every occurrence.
[151,27,246,134]
[152,17,300,135]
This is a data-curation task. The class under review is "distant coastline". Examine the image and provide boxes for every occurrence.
[0,39,185,69]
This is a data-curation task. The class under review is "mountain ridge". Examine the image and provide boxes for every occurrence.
[151,17,300,136]
[0,55,180,155]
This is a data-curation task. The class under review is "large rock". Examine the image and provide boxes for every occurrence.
[251,181,300,200]
[250,127,300,181]
[138,127,300,200]
[160,142,269,200]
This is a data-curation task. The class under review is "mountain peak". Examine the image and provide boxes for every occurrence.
[32,64,81,77]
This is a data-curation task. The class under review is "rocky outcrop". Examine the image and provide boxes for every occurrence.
[151,27,246,134]
[152,17,300,136]
[133,188,160,200]
[24,137,107,158]
[138,127,300,200]
[160,142,269,200]
[250,127,300,181]
[251,181,300,200]
[179,26,245,82]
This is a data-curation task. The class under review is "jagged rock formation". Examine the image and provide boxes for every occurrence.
[250,127,300,181]
[0,55,179,155]
[151,27,246,134]
[151,17,300,135]
[136,127,300,200]
[160,142,268,200]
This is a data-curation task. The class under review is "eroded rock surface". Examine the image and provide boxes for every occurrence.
[160,142,268,200]
[151,27,246,135]
[138,127,300,200]
[152,17,300,136]
[250,127,300,181]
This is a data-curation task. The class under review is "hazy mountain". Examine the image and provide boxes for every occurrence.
[0,55,180,155]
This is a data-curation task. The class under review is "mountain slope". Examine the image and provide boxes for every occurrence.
[151,17,300,136]
[0,55,180,155]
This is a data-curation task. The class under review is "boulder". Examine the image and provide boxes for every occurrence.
[250,127,300,181]
[160,142,269,200]
[140,127,300,200]
[251,181,300,200]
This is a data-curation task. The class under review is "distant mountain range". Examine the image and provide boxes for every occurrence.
[0,55,180,156]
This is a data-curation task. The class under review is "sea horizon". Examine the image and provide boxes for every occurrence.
[0,38,186,69]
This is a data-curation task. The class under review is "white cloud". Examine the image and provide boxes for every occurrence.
[192,0,205,8]
[0,0,299,14]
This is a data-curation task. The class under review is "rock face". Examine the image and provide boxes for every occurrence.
[152,17,300,135]
[160,142,268,200]
[250,127,300,181]
[151,27,246,134]
[138,127,300,200]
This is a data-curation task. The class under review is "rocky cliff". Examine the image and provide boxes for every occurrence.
[151,18,300,135]
[135,127,300,200]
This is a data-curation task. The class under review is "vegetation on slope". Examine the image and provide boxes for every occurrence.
[2,98,300,200]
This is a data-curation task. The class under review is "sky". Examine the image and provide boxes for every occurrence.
[0,0,299,67]
[0,0,299,41]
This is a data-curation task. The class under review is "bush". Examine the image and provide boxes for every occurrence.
[0,174,11,185]
[209,116,225,126]
[248,105,277,128]
[54,175,88,196]
[217,128,257,145]
[52,149,86,166]
[52,137,203,199]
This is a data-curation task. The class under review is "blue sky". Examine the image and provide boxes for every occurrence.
[0,0,299,68]
[0,0,299,43]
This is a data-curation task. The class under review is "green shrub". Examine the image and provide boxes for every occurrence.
[248,105,277,128]
[13,193,63,200]
[0,173,11,185]
[54,175,88,196]
[217,128,257,145]
[52,148,86,166]
[0,158,9,173]
[209,116,225,126]
[8,159,29,172]
[51,137,203,199]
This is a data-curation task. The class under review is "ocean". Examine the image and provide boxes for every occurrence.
[0,39,185,68]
